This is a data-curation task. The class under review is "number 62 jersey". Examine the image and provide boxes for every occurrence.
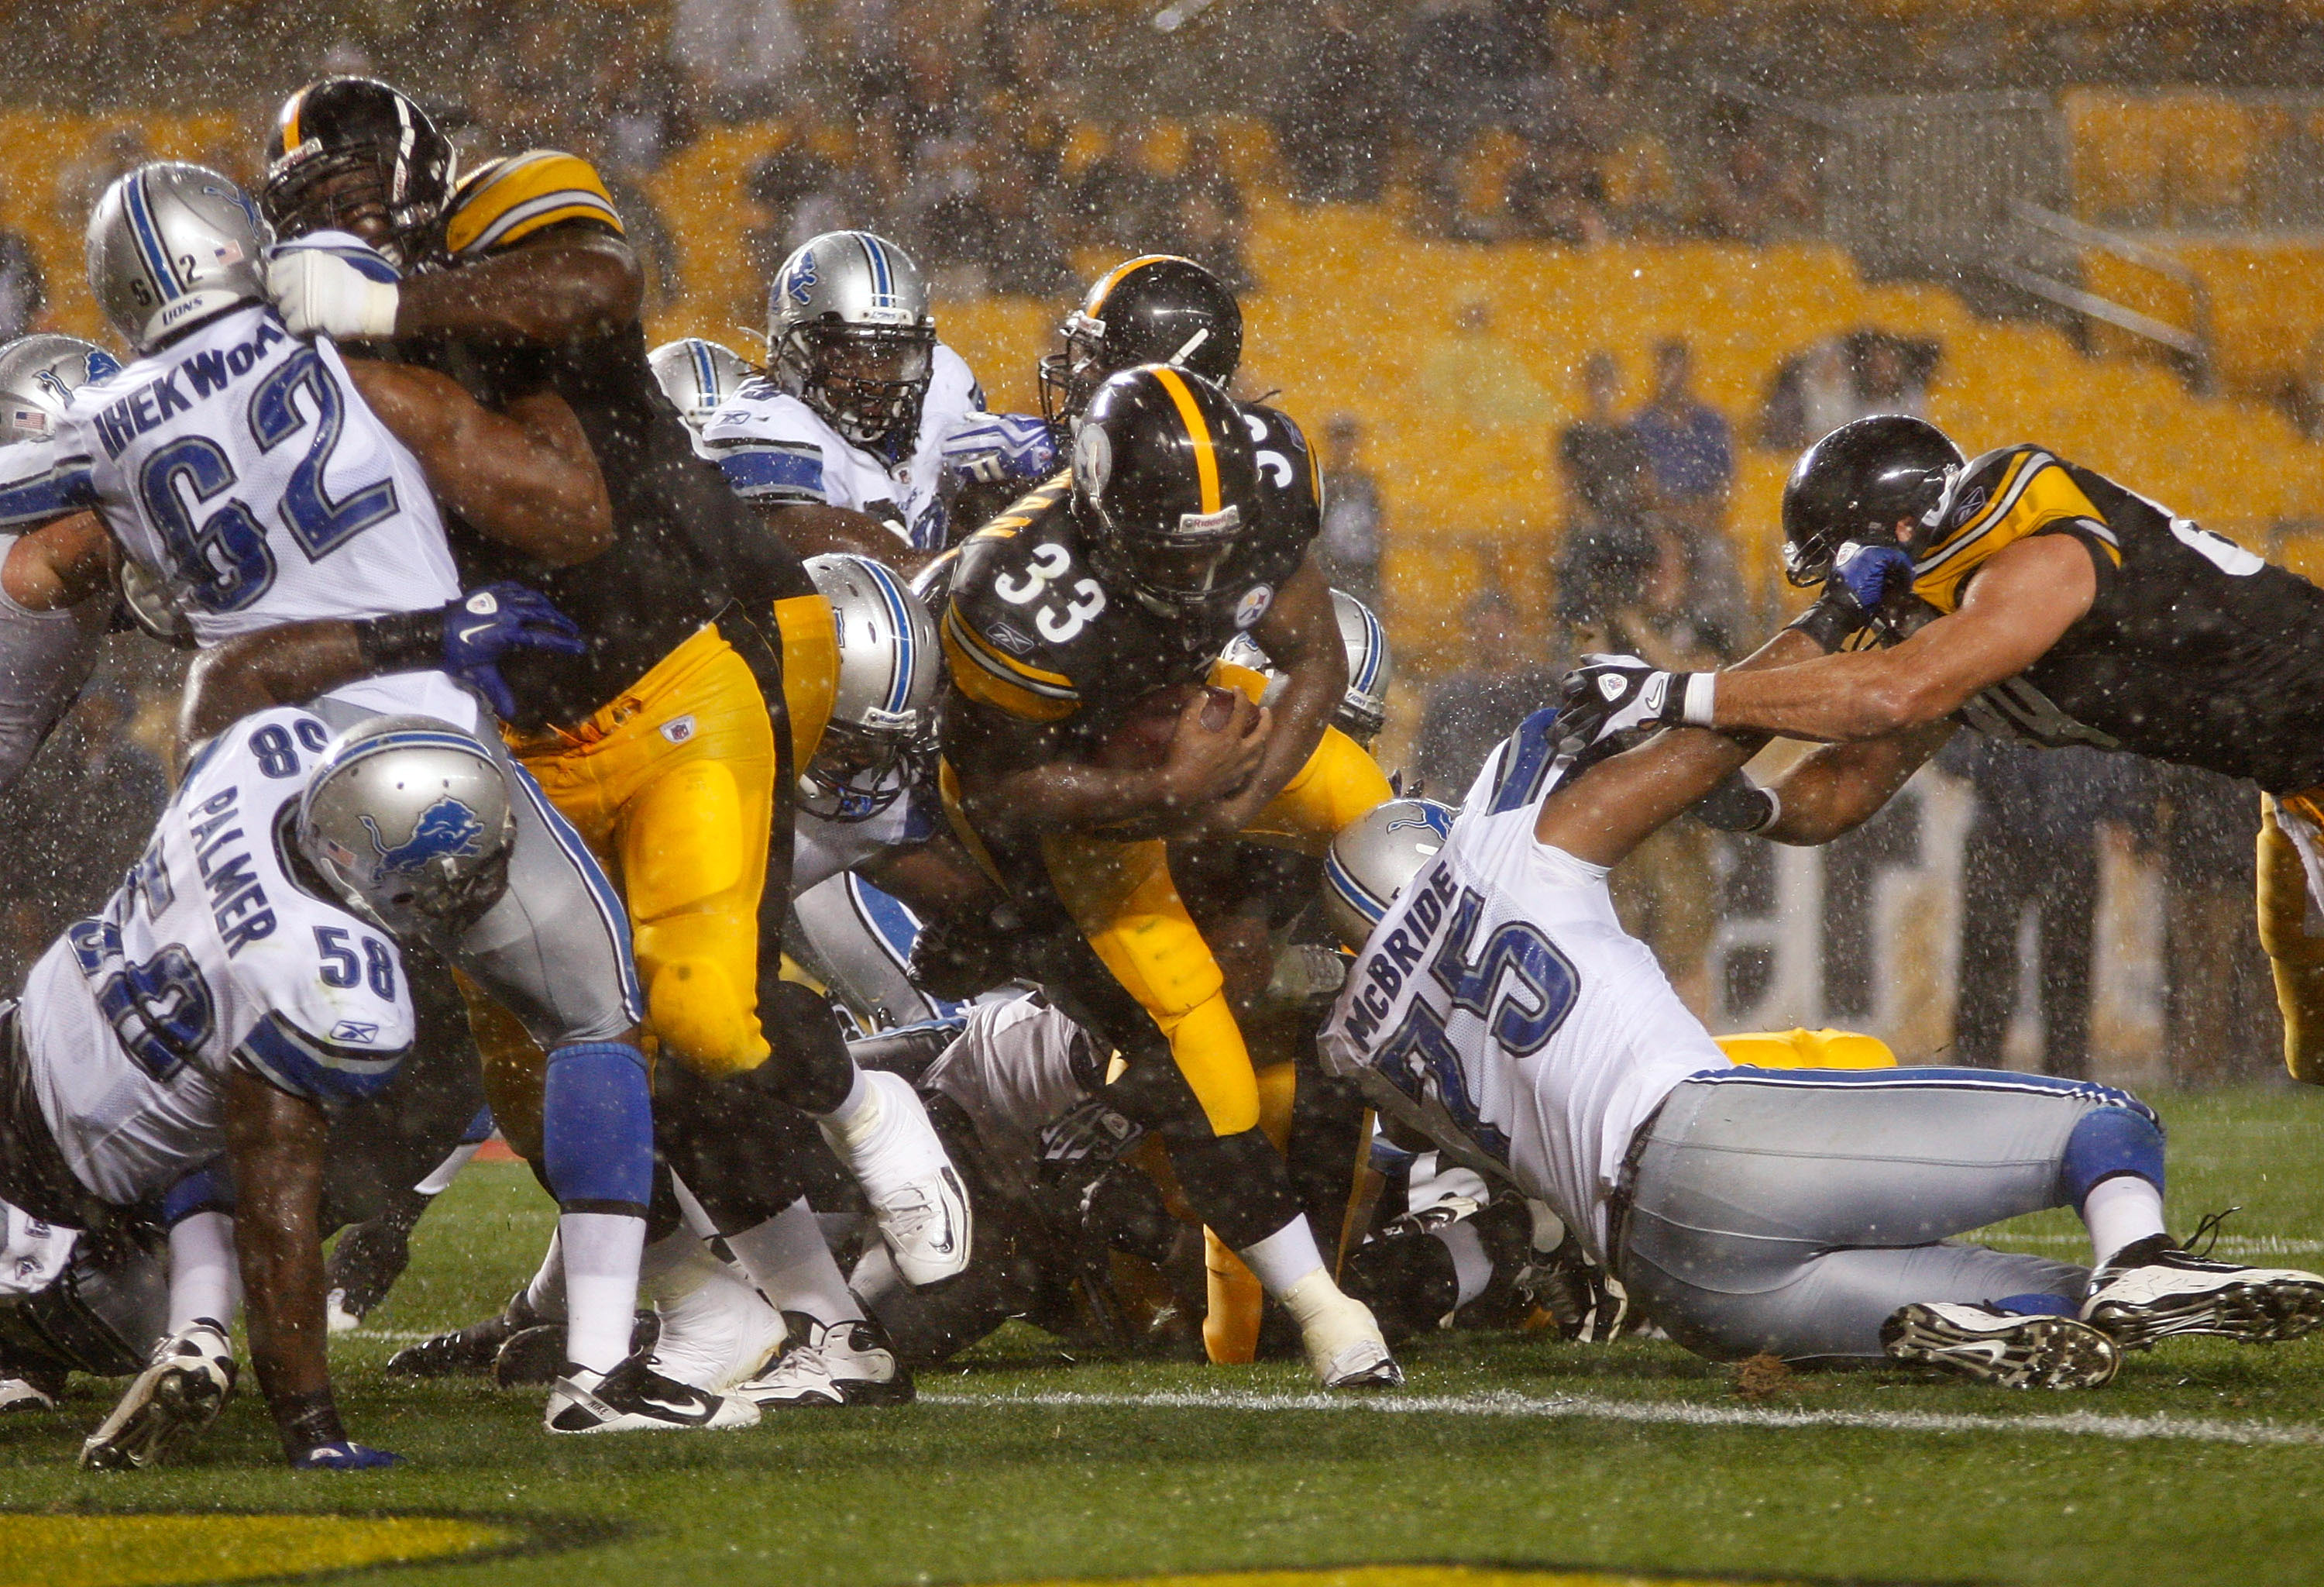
[19,707,414,1210]
[1317,709,1727,1262]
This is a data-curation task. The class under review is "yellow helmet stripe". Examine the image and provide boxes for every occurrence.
[1087,253,1193,316]
[1149,366,1221,516]
[280,88,306,154]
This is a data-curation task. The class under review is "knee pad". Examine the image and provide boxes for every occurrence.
[2061,1104,2166,1207]
[648,957,769,1079]
[1165,996,1261,1137]
[626,760,748,921]
[541,1041,655,1212]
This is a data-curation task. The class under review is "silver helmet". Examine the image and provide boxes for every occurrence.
[296,715,515,935]
[768,231,936,451]
[648,337,750,433]
[803,553,940,822]
[0,334,121,442]
[87,163,270,353]
[1219,589,1394,745]
[1322,797,1456,951]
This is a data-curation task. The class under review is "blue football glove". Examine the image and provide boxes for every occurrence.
[290,1440,403,1471]
[1832,542,1915,619]
[941,412,1059,487]
[442,584,586,719]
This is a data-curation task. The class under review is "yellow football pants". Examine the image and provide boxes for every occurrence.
[2258,794,2324,1085]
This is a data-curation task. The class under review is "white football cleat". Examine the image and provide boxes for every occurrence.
[1882,1302,2120,1389]
[2082,1234,2324,1349]
[80,1319,238,1469]
[544,1355,758,1434]
[0,1376,57,1413]
[325,1287,363,1334]
[1294,1286,1403,1389]
[820,1069,971,1286]
[737,1316,914,1408]
[646,1251,786,1392]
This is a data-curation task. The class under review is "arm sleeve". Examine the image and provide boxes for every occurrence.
[0,437,98,530]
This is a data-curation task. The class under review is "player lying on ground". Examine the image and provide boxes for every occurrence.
[1318,697,2324,1386]
[1558,415,2324,1087]
[0,710,517,1467]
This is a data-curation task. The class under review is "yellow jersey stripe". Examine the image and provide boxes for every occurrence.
[943,606,1075,692]
[1915,451,2041,583]
[942,618,1078,722]
[1150,366,1220,515]
[445,150,624,257]
[1910,451,2111,614]
[1088,254,1190,318]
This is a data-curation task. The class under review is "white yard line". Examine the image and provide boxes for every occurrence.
[342,1330,441,1341]
[920,1387,2324,1448]
[1985,1234,2324,1255]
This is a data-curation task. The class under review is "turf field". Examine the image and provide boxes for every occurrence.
[5,1084,2322,1587]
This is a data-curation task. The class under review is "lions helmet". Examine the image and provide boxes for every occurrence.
[648,337,750,433]
[0,335,120,442]
[1322,798,1456,952]
[1040,255,1242,442]
[1219,589,1394,745]
[768,231,936,453]
[803,553,940,822]
[297,716,515,935]
[88,164,270,353]
[1780,415,1965,587]
[261,77,456,267]
[1073,364,1260,621]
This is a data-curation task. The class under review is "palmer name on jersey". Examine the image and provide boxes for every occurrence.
[698,346,986,552]
[1908,443,2324,792]
[22,707,415,1209]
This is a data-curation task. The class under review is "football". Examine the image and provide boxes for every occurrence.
[1093,683,1249,770]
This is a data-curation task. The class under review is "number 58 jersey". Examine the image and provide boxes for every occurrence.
[1317,709,1727,1262]
[0,269,459,639]
[21,707,415,1208]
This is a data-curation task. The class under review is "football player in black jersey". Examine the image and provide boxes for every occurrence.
[940,363,1398,1387]
[250,78,976,1338]
[1559,414,2324,1086]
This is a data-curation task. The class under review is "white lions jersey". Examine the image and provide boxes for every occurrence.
[21,706,414,1207]
[697,345,985,552]
[919,997,1092,1201]
[0,274,472,728]
[0,543,109,791]
[1318,708,1728,1261]
[792,786,938,897]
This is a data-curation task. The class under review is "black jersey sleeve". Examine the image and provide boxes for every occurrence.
[940,507,1088,728]
[1245,401,1322,551]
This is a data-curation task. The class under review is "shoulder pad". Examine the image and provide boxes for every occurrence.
[445,150,624,259]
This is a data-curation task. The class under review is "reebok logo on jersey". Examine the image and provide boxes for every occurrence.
[330,1021,380,1045]
[660,715,696,745]
[985,622,1036,656]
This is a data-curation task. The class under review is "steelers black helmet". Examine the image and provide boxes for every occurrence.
[1040,255,1243,440]
[1073,364,1260,620]
[1779,415,1965,587]
[261,77,455,268]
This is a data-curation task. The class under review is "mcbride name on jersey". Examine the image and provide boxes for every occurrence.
[1907,444,2324,792]
[940,469,1315,746]
[0,295,457,619]
[1318,709,1726,1260]
[697,347,985,553]
[22,707,414,1207]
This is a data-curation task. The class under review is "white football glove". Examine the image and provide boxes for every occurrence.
[266,249,400,341]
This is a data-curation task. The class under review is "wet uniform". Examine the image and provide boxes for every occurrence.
[411,150,840,1141]
[1900,442,2324,1081]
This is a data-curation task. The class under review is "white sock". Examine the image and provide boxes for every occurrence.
[1236,1214,1325,1297]
[524,1229,567,1321]
[2082,1174,2168,1269]
[414,1140,483,1197]
[559,1211,645,1373]
[724,1197,858,1324]
[1435,1221,1493,1307]
[639,1226,713,1304]
[167,1212,239,1333]
[816,1060,871,1129]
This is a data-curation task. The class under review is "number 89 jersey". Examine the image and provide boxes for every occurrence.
[0,273,459,639]
[20,707,415,1208]
[1317,709,1728,1262]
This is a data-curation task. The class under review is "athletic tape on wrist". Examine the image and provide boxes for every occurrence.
[1679,673,1717,728]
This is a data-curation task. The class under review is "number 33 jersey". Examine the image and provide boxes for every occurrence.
[1318,709,1727,1261]
[21,707,415,1207]
[0,283,459,640]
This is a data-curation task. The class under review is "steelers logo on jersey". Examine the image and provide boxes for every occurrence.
[1232,583,1274,630]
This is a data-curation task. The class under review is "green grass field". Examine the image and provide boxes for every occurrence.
[5,1085,2322,1587]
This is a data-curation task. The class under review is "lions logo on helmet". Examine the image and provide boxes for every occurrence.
[362,797,486,883]
[785,250,819,306]
[1322,797,1456,951]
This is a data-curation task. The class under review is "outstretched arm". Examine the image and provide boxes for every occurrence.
[1756,722,1958,845]
[1695,535,2095,742]
[341,360,611,566]
[762,503,934,579]
[2,511,114,611]
[392,232,642,346]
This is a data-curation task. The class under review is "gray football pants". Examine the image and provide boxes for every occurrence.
[1616,1067,2142,1362]
[310,697,640,1051]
